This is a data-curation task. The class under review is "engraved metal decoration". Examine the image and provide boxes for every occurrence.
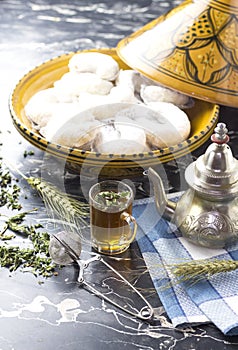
[182,212,236,247]
[148,123,238,248]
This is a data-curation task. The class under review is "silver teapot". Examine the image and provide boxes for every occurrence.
[148,123,238,248]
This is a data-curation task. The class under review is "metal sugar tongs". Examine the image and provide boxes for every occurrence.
[52,233,154,322]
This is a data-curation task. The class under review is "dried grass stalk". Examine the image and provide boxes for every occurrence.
[171,259,238,281]
[8,164,90,242]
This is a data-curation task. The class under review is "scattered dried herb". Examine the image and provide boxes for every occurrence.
[0,185,22,210]
[0,161,22,210]
[0,166,11,186]
[1,209,38,236]
[0,161,56,278]
[0,161,90,278]
[0,210,57,277]
[23,150,35,157]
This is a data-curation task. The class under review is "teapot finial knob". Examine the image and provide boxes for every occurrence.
[186,121,238,195]
[211,122,229,144]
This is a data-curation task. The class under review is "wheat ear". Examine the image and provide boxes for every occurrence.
[171,259,238,281]
[5,164,90,242]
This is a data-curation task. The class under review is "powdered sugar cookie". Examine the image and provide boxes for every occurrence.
[25,88,59,127]
[114,102,191,148]
[140,84,194,109]
[54,72,113,102]
[68,52,119,81]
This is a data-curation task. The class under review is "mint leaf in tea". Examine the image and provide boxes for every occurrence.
[94,190,130,209]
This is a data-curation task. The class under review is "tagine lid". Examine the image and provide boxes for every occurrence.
[117,0,238,108]
[185,122,238,196]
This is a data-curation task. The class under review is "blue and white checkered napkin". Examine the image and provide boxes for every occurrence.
[133,195,238,336]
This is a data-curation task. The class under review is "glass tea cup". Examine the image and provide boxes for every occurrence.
[89,180,137,255]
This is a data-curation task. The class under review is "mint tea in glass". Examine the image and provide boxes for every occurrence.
[89,180,137,255]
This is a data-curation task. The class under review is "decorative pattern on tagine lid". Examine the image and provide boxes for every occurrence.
[117,0,238,107]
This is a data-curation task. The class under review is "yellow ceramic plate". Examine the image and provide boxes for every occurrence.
[9,48,219,177]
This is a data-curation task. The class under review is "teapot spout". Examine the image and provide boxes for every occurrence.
[147,167,176,221]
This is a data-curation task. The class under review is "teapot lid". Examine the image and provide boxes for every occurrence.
[185,122,238,197]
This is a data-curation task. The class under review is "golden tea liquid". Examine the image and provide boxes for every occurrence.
[90,187,133,254]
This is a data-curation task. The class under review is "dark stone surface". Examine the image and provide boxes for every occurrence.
[1,0,238,349]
